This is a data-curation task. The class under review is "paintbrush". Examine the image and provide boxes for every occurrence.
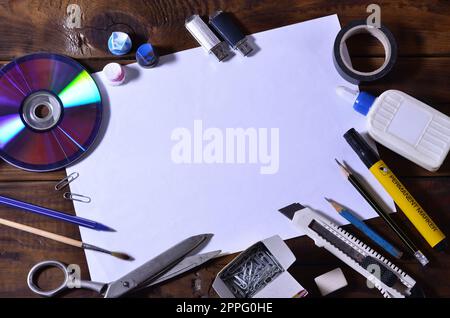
[0,217,133,261]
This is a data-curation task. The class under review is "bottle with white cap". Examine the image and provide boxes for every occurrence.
[337,86,450,172]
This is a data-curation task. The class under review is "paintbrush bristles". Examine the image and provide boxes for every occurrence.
[325,198,345,213]
[335,159,350,178]
[81,243,133,261]
[110,252,134,261]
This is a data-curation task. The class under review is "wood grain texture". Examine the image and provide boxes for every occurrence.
[0,0,449,298]
[0,181,91,297]
[0,0,449,60]
[3,178,447,298]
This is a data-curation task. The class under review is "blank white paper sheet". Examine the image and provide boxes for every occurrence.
[67,14,395,282]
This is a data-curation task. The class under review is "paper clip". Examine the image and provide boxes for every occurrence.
[55,172,79,191]
[63,192,91,204]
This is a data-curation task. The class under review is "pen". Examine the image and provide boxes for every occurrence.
[0,195,114,232]
[343,128,446,251]
[325,198,403,259]
[335,159,429,266]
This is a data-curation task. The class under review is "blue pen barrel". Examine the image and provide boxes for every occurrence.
[0,195,111,231]
[340,210,403,259]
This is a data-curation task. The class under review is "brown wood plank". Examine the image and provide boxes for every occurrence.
[1,177,449,297]
[0,0,449,61]
[0,164,66,182]
[0,181,91,297]
[356,58,450,105]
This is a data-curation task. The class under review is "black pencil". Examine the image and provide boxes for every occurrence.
[335,159,429,266]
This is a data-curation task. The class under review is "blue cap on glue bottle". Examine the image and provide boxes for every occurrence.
[336,85,450,172]
[336,86,376,116]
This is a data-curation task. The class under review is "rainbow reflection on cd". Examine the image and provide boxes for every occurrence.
[0,53,102,171]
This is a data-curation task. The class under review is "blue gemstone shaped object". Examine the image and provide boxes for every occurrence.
[136,43,159,68]
[108,32,132,56]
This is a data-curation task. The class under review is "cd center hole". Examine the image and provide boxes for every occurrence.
[35,104,51,119]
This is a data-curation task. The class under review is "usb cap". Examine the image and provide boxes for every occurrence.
[210,11,253,56]
[185,15,230,62]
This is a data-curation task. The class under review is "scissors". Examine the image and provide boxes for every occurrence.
[27,234,221,298]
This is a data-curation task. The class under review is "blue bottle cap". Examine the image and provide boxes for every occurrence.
[108,32,132,56]
[354,91,376,116]
[136,43,159,68]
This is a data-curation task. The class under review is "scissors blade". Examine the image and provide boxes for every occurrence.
[104,234,213,298]
[147,250,221,287]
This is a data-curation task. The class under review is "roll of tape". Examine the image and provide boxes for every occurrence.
[333,20,397,84]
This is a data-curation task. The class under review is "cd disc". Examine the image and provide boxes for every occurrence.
[0,53,102,172]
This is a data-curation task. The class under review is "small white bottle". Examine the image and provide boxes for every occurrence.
[337,86,450,172]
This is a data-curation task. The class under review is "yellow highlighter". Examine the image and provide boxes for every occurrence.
[344,128,446,250]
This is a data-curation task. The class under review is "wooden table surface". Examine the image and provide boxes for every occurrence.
[0,0,449,298]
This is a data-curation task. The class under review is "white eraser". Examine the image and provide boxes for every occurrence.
[314,268,347,296]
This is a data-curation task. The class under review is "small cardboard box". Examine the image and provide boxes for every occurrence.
[213,235,308,298]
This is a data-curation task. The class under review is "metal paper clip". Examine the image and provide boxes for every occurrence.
[220,242,283,298]
[55,172,79,191]
[63,192,91,204]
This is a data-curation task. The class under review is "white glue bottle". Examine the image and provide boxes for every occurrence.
[337,86,450,172]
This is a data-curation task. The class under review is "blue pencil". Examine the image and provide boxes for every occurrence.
[0,195,114,232]
[325,198,403,259]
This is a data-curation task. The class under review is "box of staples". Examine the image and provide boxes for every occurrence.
[213,235,308,298]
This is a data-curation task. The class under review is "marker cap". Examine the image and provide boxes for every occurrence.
[344,128,380,168]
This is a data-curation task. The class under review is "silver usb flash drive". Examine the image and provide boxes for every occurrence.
[185,15,229,62]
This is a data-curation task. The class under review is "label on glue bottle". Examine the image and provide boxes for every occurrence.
[337,86,450,172]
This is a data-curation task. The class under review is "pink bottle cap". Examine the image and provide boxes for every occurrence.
[103,63,125,86]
